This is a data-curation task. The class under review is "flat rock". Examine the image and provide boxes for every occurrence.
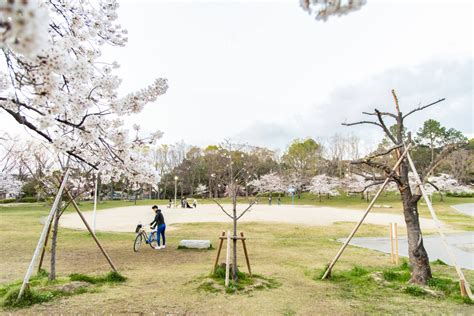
[52,281,90,293]
[179,240,211,249]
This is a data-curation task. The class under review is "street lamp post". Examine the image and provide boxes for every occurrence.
[174,176,178,208]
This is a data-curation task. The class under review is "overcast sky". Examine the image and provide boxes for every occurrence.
[1,0,472,153]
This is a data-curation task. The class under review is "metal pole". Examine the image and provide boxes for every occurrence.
[174,178,177,208]
[321,144,411,280]
[92,172,98,233]
[18,169,71,300]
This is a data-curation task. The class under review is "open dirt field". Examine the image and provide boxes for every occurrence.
[60,204,441,233]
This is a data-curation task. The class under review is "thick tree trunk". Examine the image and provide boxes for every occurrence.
[399,156,432,284]
[402,194,432,284]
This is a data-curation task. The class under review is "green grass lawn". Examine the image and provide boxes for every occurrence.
[0,194,473,314]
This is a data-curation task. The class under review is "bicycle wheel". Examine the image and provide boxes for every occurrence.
[149,232,158,249]
[133,234,143,252]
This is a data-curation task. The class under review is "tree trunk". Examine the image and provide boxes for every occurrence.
[402,194,432,283]
[399,157,432,284]
[49,197,63,281]
[232,191,238,282]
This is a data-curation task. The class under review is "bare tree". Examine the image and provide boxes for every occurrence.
[212,141,259,282]
[342,90,464,284]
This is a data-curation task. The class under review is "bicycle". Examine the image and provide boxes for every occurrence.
[133,223,158,252]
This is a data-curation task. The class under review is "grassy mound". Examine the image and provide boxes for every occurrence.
[1,271,126,309]
[312,261,473,305]
[197,265,280,294]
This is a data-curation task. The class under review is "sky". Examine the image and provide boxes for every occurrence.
[1,0,473,154]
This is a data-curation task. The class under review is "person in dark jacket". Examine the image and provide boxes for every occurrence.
[149,205,166,249]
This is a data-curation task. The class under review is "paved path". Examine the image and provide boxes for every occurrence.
[60,203,441,233]
[452,203,474,217]
[346,232,474,270]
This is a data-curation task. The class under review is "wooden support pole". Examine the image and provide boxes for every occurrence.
[240,232,252,276]
[212,231,226,274]
[37,215,54,273]
[66,190,118,272]
[321,145,411,280]
[219,236,246,240]
[225,230,231,287]
[18,169,70,300]
[406,149,473,300]
[394,223,399,265]
[389,223,394,264]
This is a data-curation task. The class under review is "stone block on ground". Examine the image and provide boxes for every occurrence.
[178,240,211,249]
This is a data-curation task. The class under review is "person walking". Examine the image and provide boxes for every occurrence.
[149,205,166,249]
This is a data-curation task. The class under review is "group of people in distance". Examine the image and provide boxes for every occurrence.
[167,197,198,208]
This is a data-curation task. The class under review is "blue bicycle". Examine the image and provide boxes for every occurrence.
[133,224,158,252]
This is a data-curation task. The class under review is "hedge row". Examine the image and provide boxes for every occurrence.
[0,197,45,204]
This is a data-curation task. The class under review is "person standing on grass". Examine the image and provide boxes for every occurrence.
[150,205,166,249]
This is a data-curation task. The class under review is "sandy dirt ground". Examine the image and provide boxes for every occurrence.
[60,203,441,233]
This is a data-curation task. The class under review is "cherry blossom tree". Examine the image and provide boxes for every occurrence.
[194,183,208,197]
[426,173,473,201]
[307,174,340,201]
[1,1,168,283]
[300,0,367,21]
[0,173,23,199]
[249,172,285,200]
[0,0,168,186]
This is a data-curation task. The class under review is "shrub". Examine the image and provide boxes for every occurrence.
[0,198,16,204]
[446,192,474,198]
[19,197,44,203]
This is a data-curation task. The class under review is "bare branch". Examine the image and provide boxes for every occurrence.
[212,199,234,220]
[351,159,402,185]
[236,200,257,221]
[421,142,466,180]
[402,98,446,119]
[375,109,397,144]
[341,121,382,128]
[363,144,403,160]
[362,111,398,119]
[349,180,385,194]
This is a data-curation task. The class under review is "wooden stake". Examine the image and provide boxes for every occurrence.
[37,215,54,273]
[406,149,473,300]
[389,223,394,263]
[18,169,70,300]
[321,144,411,280]
[212,231,226,274]
[394,223,399,265]
[225,230,231,287]
[240,232,252,276]
[66,190,118,272]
